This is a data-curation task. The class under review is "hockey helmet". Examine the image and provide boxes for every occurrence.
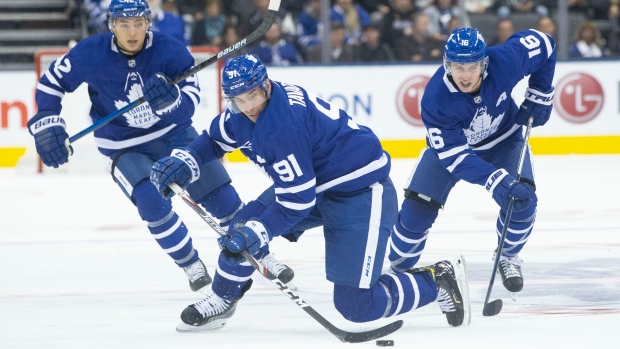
[443,28,488,75]
[222,54,270,113]
[108,0,151,30]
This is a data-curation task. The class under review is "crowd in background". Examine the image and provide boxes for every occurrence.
[83,0,620,65]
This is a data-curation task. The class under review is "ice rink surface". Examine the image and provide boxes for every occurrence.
[1,155,619,349]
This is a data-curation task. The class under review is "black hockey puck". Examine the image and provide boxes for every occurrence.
[376,340,394,346]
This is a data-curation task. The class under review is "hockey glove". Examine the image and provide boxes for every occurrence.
[27,113,73,168]
[514,87,554,127]
[486,169,534,212]
[150,148,201,199]
[142,73,181,116]
[223,220,272,257]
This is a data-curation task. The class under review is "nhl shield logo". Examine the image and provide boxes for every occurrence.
[128,59,136,68]
[474,96,482,104]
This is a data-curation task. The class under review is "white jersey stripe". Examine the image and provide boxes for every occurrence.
[358,182,383,289]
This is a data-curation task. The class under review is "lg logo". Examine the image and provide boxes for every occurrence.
[554,73,604,123]
[395,76,430,127]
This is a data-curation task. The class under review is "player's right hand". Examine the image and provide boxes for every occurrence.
[142,73,181,116]
[150,148,201,199]
[486,169,534,212]
[28,113,73,168]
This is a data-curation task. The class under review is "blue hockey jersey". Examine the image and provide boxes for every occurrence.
[421,29,556,186]
[189,81,391,237]
[33,31,200,157]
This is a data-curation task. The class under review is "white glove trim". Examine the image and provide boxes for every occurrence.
[29,115,66,135]
[486,168,509,194]
[524,87,554,106]
[245,220,270,248]
[171,148,200,183]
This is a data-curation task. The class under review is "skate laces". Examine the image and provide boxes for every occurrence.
[434,261,459,313]
[184,260,206,282]
[261,253,287,276]
[498,255,523,278]
[193,293,231,317]
[437,288,457,312]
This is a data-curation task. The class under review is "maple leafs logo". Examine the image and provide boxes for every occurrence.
[114,76,159,129]
[463,106,504,144]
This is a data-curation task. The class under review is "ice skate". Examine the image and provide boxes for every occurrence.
[261,252,297,290]
[176,279,253,332]
[411,256,471,327]
[183,259,212,294]
[496,254,523,300]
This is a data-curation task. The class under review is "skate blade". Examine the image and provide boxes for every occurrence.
[450,256,471,326]
[509,292,518,302]
[196,285,210,295]
[176,320,227,333]
[452,255,471,326]
[285,281,298,291]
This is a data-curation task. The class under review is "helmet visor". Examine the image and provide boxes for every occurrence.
[224,86,268,114]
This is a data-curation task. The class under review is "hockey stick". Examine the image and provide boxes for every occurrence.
[65,0,282,146]
[482,117,534,317]
[168,183,404,343]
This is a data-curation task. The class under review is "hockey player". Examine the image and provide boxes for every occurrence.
[27,0,292,294]
[150,54,471,331]
[389,28,556,295]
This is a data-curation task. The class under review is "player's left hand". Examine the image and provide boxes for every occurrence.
[142,73,181,115]
[222,220,272,257]
[514,87,554,127]
[150,148,201,199]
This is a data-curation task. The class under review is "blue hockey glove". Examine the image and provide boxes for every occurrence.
[27,113,73,168]
[224,220,272,257]
[486,169,533,212]
[142,73,181,115]
[150,148,201,199]
[514,87,554,127]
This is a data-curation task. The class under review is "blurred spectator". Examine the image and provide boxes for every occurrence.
[570,21,604,58]
[358,0,390,15]
[297,0,323,55]
[331,0,372,45]
[424,0,461,40]
[357,0,391,23]
[414,0,434,10]
[496,1,548,20]
[147,0,189,45]
[236,0,282,37]
[307,22,356,63]
[537,16,555,38]
[489,18,514,46]
[447,15,461,34]
[83,0,111,34]
[176,0,206,25]
[353,23,396,62]
[191,0,226,46]
[381,0,416,49]
[253,22,303,66]
[394,13,444,61]
[220,24,248,54]
[538,0,588,16]
[464,0,495,14]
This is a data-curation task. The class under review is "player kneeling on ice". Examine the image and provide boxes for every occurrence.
[390,28,556,298]
[150,54,471,332]
[27,0,292,295]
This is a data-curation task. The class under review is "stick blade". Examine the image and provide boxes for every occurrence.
[339,320,404,343]
[482,299,503,316]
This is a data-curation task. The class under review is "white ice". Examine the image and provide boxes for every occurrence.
[1,155,619,349]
